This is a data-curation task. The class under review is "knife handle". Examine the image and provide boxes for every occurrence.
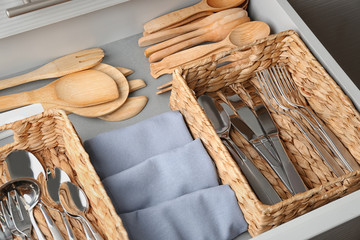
[222,138,281,205]
[252,141,293,194]
[269,136,307,194]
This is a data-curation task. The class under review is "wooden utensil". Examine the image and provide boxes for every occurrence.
[150,21,270,77]
[0,48,104,90]
[115,67,134,77]
[42,63,130,117]
[0,69,119,112]
[99,96,148,121]
[143,0,246,33]
[145,14,249,62]
[139,8,244,47]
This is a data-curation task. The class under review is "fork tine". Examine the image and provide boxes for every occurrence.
[7,192,22,223]
[1,201,12,229]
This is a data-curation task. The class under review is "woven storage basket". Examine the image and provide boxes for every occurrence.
[0,110,129,240]
[169,30,360,236]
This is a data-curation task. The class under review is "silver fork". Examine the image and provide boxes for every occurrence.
[256,69,345,177]
[7,191,32,239]
[0,207,12,240]
[1,200,24,239]
[270,63,359,171]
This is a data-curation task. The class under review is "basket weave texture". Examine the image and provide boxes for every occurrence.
[0,110,129,240]
[169,30,360,236]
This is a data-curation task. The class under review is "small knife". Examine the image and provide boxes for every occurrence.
[250,88,308,194]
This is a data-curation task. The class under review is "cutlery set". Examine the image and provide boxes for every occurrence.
[139,2,269,79]
[0,49,148,121]
[197,63,358,203]
[0,150,103,240]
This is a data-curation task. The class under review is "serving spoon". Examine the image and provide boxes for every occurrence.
[150,21,270,77]
[0,69,119,112]
[143,0,246,33]
[146,15,250,62]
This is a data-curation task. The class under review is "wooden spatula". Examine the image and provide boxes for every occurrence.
[0,69,119,112]
[0,48,104,90]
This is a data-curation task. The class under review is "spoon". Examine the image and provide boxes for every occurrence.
[42,63,130,117]
[197,95,281,205]
[150,21,270,76]
[139,8,245,47]
[143,0,246,33]
[59,182,104,240]
[45,168,76,240]
[146,15,250,62]
[4,150,65,240]
[0,69,119,112]
[0,48,104,90]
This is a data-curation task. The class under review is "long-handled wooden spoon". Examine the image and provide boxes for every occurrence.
[0,48,104,90]
[0,69,119,112]
[150,21,270,77]
[145,14,249,62]
[143,0,246,33]
[139,8,245,47]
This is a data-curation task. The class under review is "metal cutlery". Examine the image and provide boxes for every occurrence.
[198,95,281,205]
[256,68,345,176]
[7,191,32,239]
[0,205,13,240]
[268,63,359,172]
[4,150,65,240]
[219,89,307,194]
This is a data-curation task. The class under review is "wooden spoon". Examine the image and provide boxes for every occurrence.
[0,48,104,90]
[139,8,244,47]
[150,21,270,77]
[42,63,130,117]
[0,69,119,112]
[144,0,246,33]
[145,13,249,62]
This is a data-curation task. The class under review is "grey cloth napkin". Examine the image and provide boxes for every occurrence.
[120,185,248,240]
[84,111,193,179]
[102,138,219,214]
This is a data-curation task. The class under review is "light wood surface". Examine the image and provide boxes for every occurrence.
[147,16,250,62]
[143,0,246,33]
[139,8,244,47]
[99,96,148,121]
[150,21,269,77]
[0,69,119,112]
[42,63,130,117]
[0,48,104,90]
[115,67,134,77]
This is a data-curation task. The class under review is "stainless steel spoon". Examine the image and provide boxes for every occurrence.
[46,168,76,240]
[197,95,281,205]
[4,150,64,240]
[59,182,104,240]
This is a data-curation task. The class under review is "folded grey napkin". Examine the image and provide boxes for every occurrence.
[102,138,219,214]
[84,111,193,179]
[120,185,248,240]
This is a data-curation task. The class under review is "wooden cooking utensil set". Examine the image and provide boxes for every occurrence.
[0,48,148,121]
[139,0,270,93]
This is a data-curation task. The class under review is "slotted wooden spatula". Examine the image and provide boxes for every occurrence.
[0,48,104,90]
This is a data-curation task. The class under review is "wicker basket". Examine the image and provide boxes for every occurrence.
[169,30,360,236]
[0,110,129,240]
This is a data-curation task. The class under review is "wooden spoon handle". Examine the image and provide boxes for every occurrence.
[0,91,36,112]
[150,40,227,74]
[144,1,210,33]
[144,26,207,57]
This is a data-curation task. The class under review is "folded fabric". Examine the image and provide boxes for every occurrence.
[102,138,219,214]
[84,111,194,179]
[120,185,248,240]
